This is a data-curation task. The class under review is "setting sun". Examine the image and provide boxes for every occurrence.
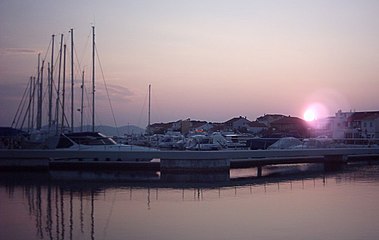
[304,109,316,122]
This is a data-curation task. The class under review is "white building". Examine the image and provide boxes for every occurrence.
[224,116,252,132]
[359,115,379,138]
[332,110,379,139]
[332,110,353,139]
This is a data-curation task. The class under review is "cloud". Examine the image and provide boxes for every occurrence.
[95,83,134,102]
[0,48,39,55]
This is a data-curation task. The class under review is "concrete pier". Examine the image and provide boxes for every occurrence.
[0,158,49,170]
[160,158,230,172]
[1,148,379,172]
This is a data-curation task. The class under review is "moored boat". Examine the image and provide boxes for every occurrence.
[45,131,159,162]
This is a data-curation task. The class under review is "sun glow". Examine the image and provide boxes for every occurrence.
[304,109,317,122]
[302,102,330,122]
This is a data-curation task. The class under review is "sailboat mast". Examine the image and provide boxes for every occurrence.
[81,70,84,132]
[36,53,41,130]
[31,77,35,130]
[148,84,151,134]
[61,44,66,131]
[49,35,54,129]
[70,28,74,132]
[56,34,63,134]
[92,26,95,132]
[28,76,32,131]
[38,60,44,130]
[47,63,51,127]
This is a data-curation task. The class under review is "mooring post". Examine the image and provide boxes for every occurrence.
[257,166,263,177]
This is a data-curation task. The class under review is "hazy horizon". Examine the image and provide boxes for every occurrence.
[1,0,378,129]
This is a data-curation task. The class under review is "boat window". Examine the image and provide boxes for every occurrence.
[56,136,74,148]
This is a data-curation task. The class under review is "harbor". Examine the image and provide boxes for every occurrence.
[2,1,379,240]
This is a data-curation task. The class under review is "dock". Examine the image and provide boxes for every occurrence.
[1,148,379,173]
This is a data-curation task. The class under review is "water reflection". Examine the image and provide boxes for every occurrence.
[1,163,379,240]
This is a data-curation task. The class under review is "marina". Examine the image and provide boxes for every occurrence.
[1,25,378,176]
[2,1,379,240]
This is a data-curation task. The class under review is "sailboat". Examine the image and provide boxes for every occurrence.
[6,26,159,161]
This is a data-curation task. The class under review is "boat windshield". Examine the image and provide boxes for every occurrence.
[61,132,117,146]
[70,136,116,145]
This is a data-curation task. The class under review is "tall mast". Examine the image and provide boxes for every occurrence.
[92,26,95,132]
[148,84,151,134]
[37,60,44,130]
[36,53,41,129]
[61,44,67,131]
[70,28,74,132]
[56,34,63,134]
[47,62,51,127]
[49,35,55,129]
[81,70,84,132]
[31,77,36,130]
[28,76,32,132]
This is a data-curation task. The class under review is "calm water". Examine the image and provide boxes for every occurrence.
[1,163,379,240]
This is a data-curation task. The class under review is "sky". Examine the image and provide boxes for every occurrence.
[1,0,379,128]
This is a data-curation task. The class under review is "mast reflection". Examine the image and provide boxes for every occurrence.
[1,163,379,240]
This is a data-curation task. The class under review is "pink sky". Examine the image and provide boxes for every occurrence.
[1,0,379,128]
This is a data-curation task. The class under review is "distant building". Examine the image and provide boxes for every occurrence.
[224,116,252,133]
[330,110,379,139]
[171,120,182,131]
[210,122,226,133]
[256,114,286,127]
[361,115,379,138]
[247,121,268,135]
[148,110,379,139]
[149,119,210,135]
[192,122,214,133]
[332,110,354,139]
[345,111,379,138]
[270,116,308,138]
[149,122,172,135]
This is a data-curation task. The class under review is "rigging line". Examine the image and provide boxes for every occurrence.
[78,77,95,131]
[50,35,59,73]
[15,91,29,129]
[28,39,51,94]
[52,42,62,80]
[11,80,30,128]
[17,80,34,129]
[76,30,91,75]
[101,190,117,240]
[83,75,93,130]
[73,32,92,130]
[137,88,149,128]
[20,79,37,130]
[41,38,52,63]
[76,38,89,72]
[73,46,84,85]
[51,83,71,129]
[95,46,119,136]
